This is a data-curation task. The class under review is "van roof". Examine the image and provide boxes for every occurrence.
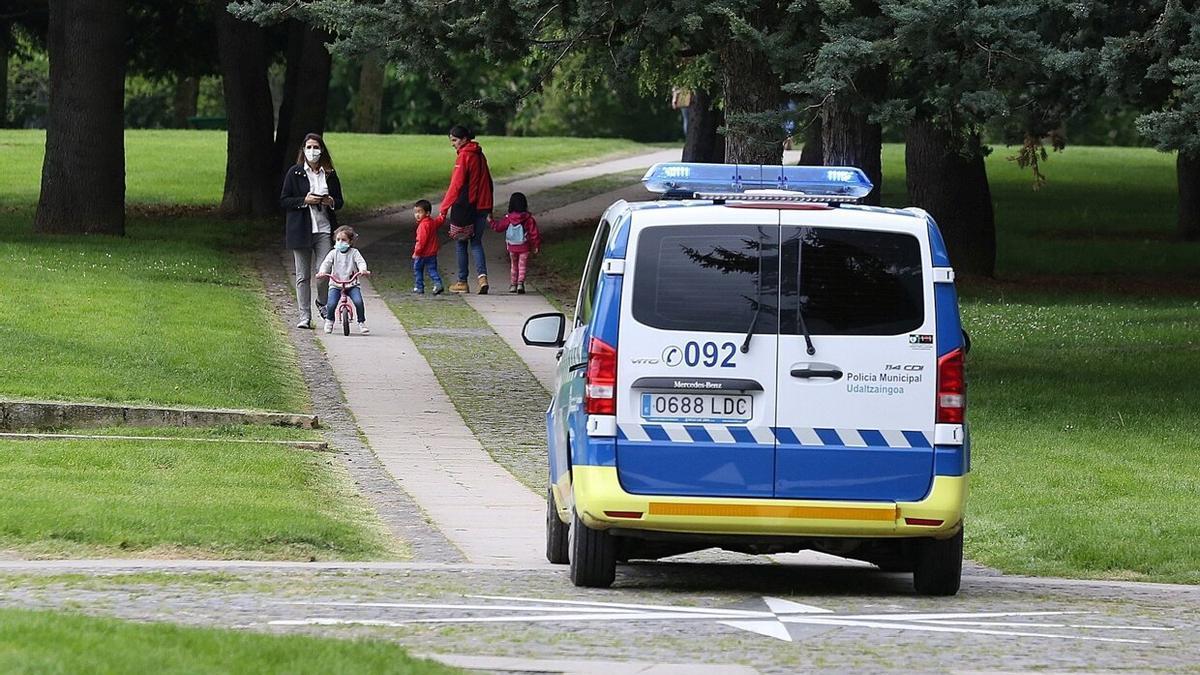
[615,199,929,234]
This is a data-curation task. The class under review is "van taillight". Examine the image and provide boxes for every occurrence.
[585,337,617,415]
[937,348,965,424]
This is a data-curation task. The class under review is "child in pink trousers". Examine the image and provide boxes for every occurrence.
[490,192,542,294]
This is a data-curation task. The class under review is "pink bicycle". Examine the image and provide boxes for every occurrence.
[316,271,370,336]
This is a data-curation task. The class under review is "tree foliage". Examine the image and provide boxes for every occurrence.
[1103,1,1200,155]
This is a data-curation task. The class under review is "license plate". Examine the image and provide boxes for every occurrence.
[640,393,752,424]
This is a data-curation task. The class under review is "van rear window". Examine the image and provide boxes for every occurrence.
[780,226,924,336]
[632,224,923,336]
[631,225,779,335]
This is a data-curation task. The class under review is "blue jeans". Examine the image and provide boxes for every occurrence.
[456,214,488,281]
[412,255,444,292]
[326,285,365,323]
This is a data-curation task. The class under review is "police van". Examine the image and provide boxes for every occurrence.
[521,163,970,595]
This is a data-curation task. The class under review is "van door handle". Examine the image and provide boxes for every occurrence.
[790,366,843,380]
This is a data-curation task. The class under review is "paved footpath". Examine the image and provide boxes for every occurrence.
[309,149,684,567]
[311,256,546,567]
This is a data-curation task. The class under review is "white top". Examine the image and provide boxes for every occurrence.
[319,248,368,287]
[304,162,333,234]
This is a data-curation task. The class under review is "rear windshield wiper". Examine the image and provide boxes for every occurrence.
[795,234,816,356]
[796,299,816,356]
[741,227,767,354]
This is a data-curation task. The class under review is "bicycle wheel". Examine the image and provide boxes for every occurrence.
[342,308,351,336]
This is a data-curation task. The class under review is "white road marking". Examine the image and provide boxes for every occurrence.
[268,594,1175,645]
[763,597,832,614]
[469,594,770,617]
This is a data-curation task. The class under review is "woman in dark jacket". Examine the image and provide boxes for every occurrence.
[281,133,345,328]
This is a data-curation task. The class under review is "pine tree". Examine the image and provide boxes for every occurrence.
[1104,0,1200,240]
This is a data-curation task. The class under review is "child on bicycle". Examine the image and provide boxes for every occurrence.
[412,199,445,295]
[319,225,370,334]
[489,192,541,294]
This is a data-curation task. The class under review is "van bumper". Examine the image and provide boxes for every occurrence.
[569,466,965,539]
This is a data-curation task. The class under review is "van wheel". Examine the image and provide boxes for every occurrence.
[912,528,963,596]
[569,510,616,587]
[546,489,569,565]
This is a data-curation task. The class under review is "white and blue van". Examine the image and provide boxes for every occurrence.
[522,163,970,594]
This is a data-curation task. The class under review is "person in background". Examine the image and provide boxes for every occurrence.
[318,225,370,334]
[280,133,345,328]
[440,124,494,295]
[412,199,446,295]
[671,86,693,137]
[489,192,542,294]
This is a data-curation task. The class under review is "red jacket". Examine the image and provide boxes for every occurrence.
[439,141,494,216]
[490,211,542,254]
[413,214,444,258]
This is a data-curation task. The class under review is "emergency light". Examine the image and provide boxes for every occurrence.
[641,162,873,202]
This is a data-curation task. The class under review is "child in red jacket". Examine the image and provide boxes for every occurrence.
[489,192,542,294]
[412,199,445,295]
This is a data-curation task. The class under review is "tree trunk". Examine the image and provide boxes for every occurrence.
[719,21,784,165]
[352,50,385,134]
[34,0,126,235]
[275,20,332,175]
[821,66,884,205]
[1178,151,1200,241]
[799,115,823,166]
[172,76,199,129]
[681,88,725,163]
[213,4,275,217]
[1,25,10,127]
[905,116,996,277]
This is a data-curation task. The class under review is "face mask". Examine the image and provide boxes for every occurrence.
[335,241,350,253]
[304,148,321,163]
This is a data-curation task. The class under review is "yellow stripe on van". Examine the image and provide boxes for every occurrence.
[647,502,897,521]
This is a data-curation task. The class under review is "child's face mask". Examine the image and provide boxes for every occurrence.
[335,240,350,253]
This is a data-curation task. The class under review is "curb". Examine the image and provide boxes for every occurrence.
[0,400,317,431]
[0,432,328,451]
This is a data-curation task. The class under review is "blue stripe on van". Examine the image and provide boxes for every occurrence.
[858,429,889,447]
[729,426,757,444]
[815,428,843,446]
[772,427,801,446]
[643,424,670,442]
[618,424,930,449]
[902,430,932,448]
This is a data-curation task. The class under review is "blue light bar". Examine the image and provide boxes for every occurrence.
[641,163,873,201]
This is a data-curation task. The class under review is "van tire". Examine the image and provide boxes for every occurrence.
[569,510,616,587]
[546,489,569,564]
[912,528,963,596]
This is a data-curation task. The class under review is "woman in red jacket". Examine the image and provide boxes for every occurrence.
[439,125,494,294]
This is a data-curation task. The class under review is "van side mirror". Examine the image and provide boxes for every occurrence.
[523,312,566,348]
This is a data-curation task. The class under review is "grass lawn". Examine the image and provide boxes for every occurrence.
[0,608,456,674]
[0,216,308,411]
[0,436,397,560]
[538,145,1200,584]
[962,292,1200,583]
[0,130,655,408]
[0,131,646,562]
[0,130,650,213]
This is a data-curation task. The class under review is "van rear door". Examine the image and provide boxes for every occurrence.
[615,211,780,497]
[774,215,937,501]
